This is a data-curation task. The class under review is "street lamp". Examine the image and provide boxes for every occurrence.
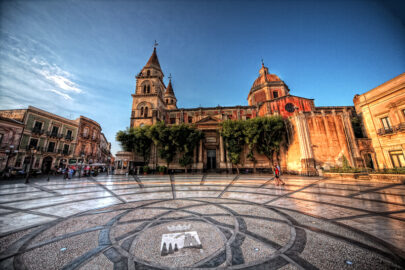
[25,147,37,184]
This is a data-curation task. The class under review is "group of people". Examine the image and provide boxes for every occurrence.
[58,165,104,180]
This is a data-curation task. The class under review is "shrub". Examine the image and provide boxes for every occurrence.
[143,165,150,173]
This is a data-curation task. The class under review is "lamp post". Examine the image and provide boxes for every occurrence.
[25,147,37,184]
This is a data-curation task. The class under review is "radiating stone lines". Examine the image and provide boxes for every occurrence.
[0,174,404,269]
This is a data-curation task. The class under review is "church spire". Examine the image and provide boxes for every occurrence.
[164,74,177,109]
[144,47,162,71]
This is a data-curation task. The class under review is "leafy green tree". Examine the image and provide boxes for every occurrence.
[221,120,246,174]
[243,118,261,172]
[116,126,152,164]
[173,124,204,173]
[148,122,177,168]
[255,116,287,166]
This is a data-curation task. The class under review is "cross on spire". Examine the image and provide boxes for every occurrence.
[154,40,159,48]
[168,73,172,80]
[261,58,264,67]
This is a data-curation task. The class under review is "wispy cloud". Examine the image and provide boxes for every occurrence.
[50,89,73,100]
[0,31,84,108]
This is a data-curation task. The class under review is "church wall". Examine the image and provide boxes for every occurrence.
[258,96,314,118]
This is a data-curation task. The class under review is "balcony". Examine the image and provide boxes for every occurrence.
[65,135,74,141]
[31,128,44,135]
[25,145,42,152]
[377,122,405,136]
[46,131,64,139]
[81,134,90,139]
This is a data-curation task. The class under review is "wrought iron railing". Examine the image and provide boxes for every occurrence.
[377,122,405,135]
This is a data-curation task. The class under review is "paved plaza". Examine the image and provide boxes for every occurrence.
[0,174,404,269]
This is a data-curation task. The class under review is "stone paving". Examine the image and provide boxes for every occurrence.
[0,174,404,269]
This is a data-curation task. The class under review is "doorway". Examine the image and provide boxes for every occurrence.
[207,149,216,170]
[42,156,53,173]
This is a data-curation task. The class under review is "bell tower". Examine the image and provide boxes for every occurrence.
[131,45,166,127]
[164,75,177,110]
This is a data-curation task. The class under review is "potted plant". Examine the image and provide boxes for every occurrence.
[158,166,166,175]
[143,165,150,175]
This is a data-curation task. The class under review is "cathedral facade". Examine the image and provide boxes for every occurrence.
[128,48,374,174]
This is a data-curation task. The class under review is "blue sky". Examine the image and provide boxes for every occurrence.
[1,0,404,155]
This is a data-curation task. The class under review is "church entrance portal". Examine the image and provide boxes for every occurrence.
[207,149,216,170]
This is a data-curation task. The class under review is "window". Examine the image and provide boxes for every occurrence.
[381,117,392,131]
[140,107,144,117]
[166,99,168,104]
[143,85,146,93]
[170,117,176,124]
[147,85,150,93]
[390,151,405,168]
[29,138,38,148]
[147,70,150,76]
[34,121,42,130]
[0,133,3,144]
[15,158,21,168]
[66,130,72,139]
[33,121,43,133]
[63,144,69,155]
[273,91,279,98]
[188,116,193,123]
[83,127,89,137]
[144,107,148,117]
[92,131,97,140]
[47,142,55,152]
[51,126,59,137]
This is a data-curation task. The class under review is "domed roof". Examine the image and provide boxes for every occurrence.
[252,73,281,88]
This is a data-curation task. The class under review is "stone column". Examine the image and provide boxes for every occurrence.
[294,112,315,175]
[197,140,203,170]
[342,109,361,166]
[321,110,332,161]
[219,135,225,166]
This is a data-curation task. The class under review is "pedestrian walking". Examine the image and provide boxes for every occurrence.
[68,167,74,179]
[63,167,68,180]
[273,163,285,186]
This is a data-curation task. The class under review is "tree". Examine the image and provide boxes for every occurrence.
[255,116,288,166]
[148,122,177,169]
[173,124,204,173]
[116,126,152,164]
[243,118,261,173]
[220,120,246,174]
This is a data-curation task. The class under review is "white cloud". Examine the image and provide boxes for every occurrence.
[39,70,82,93]
[50,89,73,100]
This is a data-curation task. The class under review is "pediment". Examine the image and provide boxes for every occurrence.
[195,115,221,125]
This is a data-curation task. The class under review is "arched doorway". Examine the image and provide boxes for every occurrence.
[42,156,53,173]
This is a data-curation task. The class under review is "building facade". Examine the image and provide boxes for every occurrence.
[0,106,78,172]
[0,106,113,172]
[354,73,405,169]
[74,116,102,164]
[0,117,24,173]
[127,48,373,174]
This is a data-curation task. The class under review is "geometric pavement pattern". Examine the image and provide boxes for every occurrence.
[0,174,404,269]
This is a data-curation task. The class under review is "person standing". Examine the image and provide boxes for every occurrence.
[273,163,285,186]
